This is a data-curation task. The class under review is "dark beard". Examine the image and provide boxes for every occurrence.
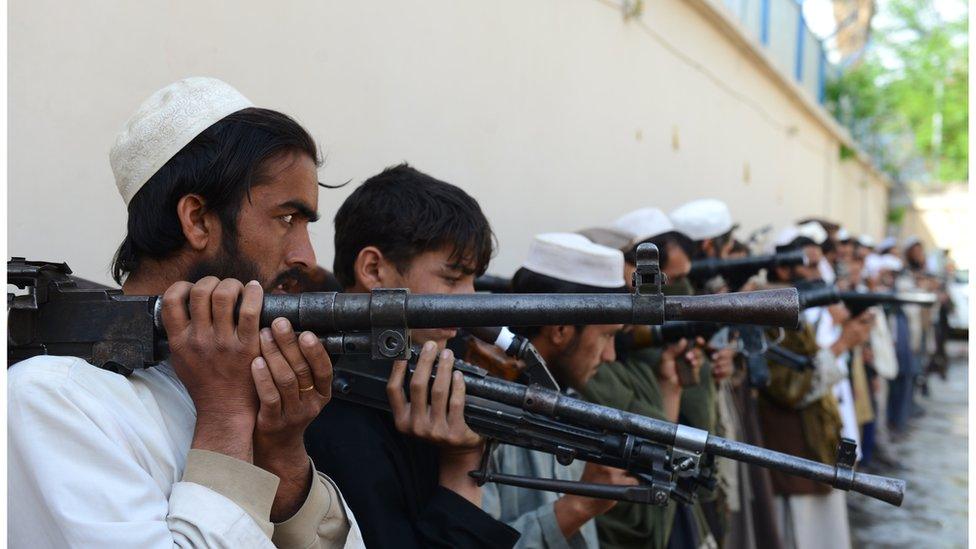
[185,236,264,287]
[184,236,312,293]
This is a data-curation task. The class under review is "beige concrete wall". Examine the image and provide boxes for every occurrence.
[8,0,890,284]
[900,184,971,268]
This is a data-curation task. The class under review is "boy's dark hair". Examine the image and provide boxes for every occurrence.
[508,267,627,339]
[332,164,495,288]
[691,229,734,260]
[769,238,814,282]
[111,107,320,284]
[625,231,695,270]
[729,239,750,256]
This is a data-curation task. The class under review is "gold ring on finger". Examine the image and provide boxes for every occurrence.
[299,385,315,393]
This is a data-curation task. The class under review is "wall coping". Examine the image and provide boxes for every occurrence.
[682,0,894,190]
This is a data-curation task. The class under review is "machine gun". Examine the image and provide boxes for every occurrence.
[797,284,938,316]
[687,249,808,289]
[7,246,905,507]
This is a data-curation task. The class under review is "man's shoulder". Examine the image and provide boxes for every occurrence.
[8,355,118,391]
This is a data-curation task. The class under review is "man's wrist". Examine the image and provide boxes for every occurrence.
[830,338,850,357]
[554,495,594,538]
[192,414,256,462]
[255,440,308,477]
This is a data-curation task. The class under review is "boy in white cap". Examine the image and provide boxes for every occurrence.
[669,198,738,268]
[9,77,363,548]
[481,233,638,549]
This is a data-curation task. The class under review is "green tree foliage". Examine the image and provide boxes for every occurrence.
[825,0,968,184]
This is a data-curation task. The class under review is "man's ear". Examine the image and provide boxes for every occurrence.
[541,325,576,351]
[176,194,219,252]
[353,246,396,290]
[700,238,715,258]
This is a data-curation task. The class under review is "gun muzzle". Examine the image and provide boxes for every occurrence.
[663,288,800,329]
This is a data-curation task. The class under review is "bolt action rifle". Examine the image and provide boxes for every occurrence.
[687,249,808,290]
[7,244,905,507]
[797,283,938,316]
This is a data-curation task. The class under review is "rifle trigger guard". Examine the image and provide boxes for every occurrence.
[833,438,857,491]
[671,425,709,476]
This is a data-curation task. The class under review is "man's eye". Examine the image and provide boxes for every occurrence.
[279,214,294,225]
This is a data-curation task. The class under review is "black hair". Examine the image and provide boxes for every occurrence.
[625,231,695,269]
[769,237,815,282]
[691,229,734,260]
[729,239,750,256]
[111,107,320,284]
[906,243,926,270]
[508,267,627,339]
[332,164,495,288]
[821,238,837,255]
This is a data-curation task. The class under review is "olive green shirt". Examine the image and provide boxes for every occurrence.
[580,348,675,549]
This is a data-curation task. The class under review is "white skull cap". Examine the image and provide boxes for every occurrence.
[877,236,898,253]
[669,199,735,241]
[858,234,876,248]
[522,233,626,288]
[110,77,254,205]
[612,208,675,243]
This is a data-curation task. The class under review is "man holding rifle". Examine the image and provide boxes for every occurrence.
[303,165,520,548]
[760,224,874,549]
[579,209,711,549]
[481,232,639,548]
[8,77,362,547]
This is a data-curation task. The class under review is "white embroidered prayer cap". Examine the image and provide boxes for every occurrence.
[669,199,736,241]
[857,234,876,248]
[880,254,904,271]
[110,77,254,205]
[877,236,898,254]
[903,235,921,250]
[576,226,634,253]
[836,228,851,242]
[775,222,828,247]
[612,208,675,243]
[522,233,625,288]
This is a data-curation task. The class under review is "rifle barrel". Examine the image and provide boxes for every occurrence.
[246,287,801,332]
[449,364,904,505]
[688,249,807,282]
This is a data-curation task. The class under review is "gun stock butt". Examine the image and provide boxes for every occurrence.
[665,288,800,329]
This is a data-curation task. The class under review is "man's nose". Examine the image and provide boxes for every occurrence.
[602,341,617,363]
[287,230,316,270]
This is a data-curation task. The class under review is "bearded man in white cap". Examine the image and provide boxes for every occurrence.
[617,207,755,548]
[579,210,718,549]
[8,77,363,547]
[481,233,639,549]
